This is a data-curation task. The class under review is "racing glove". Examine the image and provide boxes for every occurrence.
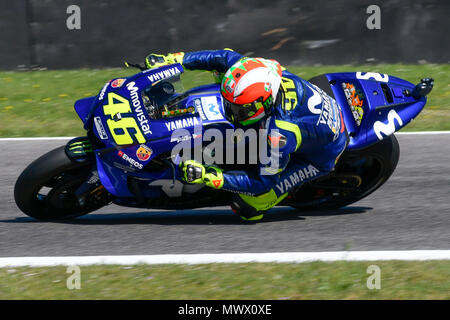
[180,160,224,189]
[145,52,185,69]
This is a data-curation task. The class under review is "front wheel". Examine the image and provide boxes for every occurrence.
[14,146,110,220]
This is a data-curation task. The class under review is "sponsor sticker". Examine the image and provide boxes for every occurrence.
[118,150,143,169]
[165,117,200,131]
[170,133,202,143]
[212,179,222,188]
[225,80,235,93]
[126,82,152,135]
[136,145,153,161]
[373,109,403,140]
[307,83,341,141]
[275,164,320,194]
[98,81,111,100]
[93,116,108,140]
[111,78,126,88]
[147,66,182,83]
[342,82,365,126]
[200,96,224,121]
[195,99,207,120]
[356,72,389,82]
[268,131,287,148]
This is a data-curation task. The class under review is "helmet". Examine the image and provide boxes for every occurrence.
[221,57,282,126]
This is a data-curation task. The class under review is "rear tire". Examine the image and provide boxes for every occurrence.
[286,74,400,210]
[14,146,106,220]
[288,134,400,210]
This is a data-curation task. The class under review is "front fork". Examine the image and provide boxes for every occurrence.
[65,137,110,206]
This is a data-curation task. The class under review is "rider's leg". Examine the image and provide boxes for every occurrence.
[230,160,332,221]
[230,190,288,221]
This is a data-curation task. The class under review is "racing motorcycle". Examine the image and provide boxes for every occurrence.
[14,63,433,220]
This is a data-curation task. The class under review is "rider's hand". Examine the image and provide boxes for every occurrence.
[180,160,224,189]
[145,52,185,70]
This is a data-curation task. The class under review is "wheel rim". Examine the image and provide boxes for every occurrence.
[289,153,387,208]
[31,168,95,219]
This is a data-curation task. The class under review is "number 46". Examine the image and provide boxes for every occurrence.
[102,93,146,145]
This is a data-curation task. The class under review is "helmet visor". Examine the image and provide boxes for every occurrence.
[223,98,268,126]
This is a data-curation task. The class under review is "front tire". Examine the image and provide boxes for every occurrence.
[14,146,107,220]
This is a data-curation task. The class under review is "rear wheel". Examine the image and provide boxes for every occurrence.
[287,134,400,210]
[14,146,110,220]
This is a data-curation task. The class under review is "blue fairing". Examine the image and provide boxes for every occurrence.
[74,97,95,126]
[324,72,427,150]
[72,64,234,197]
[72,64,428,200]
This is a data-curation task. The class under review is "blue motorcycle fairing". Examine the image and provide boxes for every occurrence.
[71,64,429,201]
[95,154,131,197]
[74,97,96,126]
[71,64,183,197]
[325,72,427,150]
[74,67,233,197]
[95,96,231,197]
[81,63,184,132]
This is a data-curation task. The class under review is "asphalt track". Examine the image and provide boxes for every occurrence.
[0,134,449,257]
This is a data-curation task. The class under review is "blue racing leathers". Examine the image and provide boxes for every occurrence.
[181,50,348,216]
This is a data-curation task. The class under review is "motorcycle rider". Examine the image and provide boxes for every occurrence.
[145,49,348,221]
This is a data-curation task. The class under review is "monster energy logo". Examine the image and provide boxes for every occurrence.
[68,140,92,155]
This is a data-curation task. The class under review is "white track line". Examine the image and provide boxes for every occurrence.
[396,131,450,135]
[0,132,449,141]
[0,250,449,267]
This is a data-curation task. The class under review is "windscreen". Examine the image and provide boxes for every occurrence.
[143,75,190,119]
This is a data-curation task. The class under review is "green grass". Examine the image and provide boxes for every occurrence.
[1,261,449,299]
[0,64,448,137]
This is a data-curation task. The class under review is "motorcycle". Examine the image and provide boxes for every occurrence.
[14,63,433,220]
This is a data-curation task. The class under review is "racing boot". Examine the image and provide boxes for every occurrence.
[230,194,266,222]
